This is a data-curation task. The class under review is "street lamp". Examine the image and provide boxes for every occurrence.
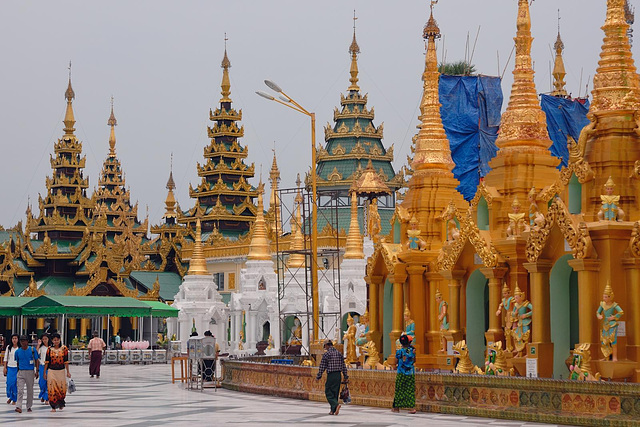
[256,80,320,344]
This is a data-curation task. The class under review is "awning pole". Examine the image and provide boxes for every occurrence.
[61,314,65,345]
[107,315,110,348]
[151,315,153,350]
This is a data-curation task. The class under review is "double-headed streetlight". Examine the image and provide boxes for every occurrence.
[256,81,320,343]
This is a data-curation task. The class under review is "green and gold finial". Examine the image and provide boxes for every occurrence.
[348,10,360,92]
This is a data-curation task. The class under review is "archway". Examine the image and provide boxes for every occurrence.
[550,254,579,379]
[465,269,489,366]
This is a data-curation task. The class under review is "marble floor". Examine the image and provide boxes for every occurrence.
[1,363,563,426]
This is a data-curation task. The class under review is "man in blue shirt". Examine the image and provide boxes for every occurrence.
[14,335,39,413]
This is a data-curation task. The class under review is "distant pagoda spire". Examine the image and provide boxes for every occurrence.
[590,0,640,113]
[344,187,364,259]
[163,154,177,221]
[348,10,360,92]
[108,96,117,156]
[220,34,232,103]
[187,217,209,276]
[247,181,271,261]
[551,10,568,97]
[494,0,552,153]
[410,3,455,173]
[287,175,305,268]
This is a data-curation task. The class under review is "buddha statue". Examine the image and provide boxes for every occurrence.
[528,187,545,230]
[598,176,625,221]
[596,282,624,361]
[510,283,532,357]
[406,216,426,251]
[342,313,358,364]
[287,317,302,346]
[496,282,515,352]
[367,198,382,243]
[436,289,449,353]
[506,196,529,238]
[266,334,274,350]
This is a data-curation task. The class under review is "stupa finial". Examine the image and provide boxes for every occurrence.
[107,96,117,156]
[348,10,360,92]
[220,34,232,103]
[187,215,209,276]
[63,61,76,136]
[551,9,568,97]
[248,180,271,261]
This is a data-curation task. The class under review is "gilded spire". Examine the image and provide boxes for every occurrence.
[494,0,551,152]
[269,149,282,234]
[288,175,305,268]
[590,0,640,113]
[248,181,271,261]
[63,62,76,136]
[187,217,209,275]
[163,155,177,220]
[107,97,117,157]
[551,10,568,97]
[348,10,360,92]
[220,34,232,103]
[410,2,455,173]
[344,187,364,259]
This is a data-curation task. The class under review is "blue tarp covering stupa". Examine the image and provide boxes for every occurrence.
[439,75,503,201]
[540,94,590,168]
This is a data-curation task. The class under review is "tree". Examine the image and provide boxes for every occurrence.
[438,61,476,76]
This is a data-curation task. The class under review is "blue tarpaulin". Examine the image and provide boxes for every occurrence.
[439,75,503,201]
[540,94,590,168]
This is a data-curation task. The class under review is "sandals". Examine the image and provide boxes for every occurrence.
[408,409,417,414]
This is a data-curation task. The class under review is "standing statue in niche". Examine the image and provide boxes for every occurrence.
[406,216,427,250]
[342,314,358,364]
[367,198,382,243]
[287,317,302,346]
[528,187,545,230]
[598,176,625,221]
[506,196,529,238]
[355,309,370,347]
[496,282,515,352]
[596,282,624,361]
[396,305,416,351]
[510,284,532,357]
[436,289,449,353]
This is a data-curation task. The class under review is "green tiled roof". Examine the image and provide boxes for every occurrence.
[129,271,182,302]
[39,276,86,296]
[315,206,394,236]
[14,277,31,296]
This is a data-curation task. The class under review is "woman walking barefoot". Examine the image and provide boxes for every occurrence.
[38,334,50,404]
[391,334,417,414]
[3,334,19,405]
[44,333,71,412]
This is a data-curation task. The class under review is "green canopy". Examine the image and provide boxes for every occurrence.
[20,296,152,318]
[0,297,35,317]
[142,300,179,318]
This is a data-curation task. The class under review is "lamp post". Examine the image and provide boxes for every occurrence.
[257,81,320,343]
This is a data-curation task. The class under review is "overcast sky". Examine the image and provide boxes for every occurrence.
[0,0,628,229]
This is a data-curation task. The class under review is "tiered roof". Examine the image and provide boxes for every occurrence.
[316,25,401,193]
[179,47,257,238]
[92,100,146,238]
[27,78,93,242]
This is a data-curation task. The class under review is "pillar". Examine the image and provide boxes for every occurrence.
[248,311,257,353]
[440,270,465,334]
[524,260,554,378]
[389,266,407,345]
[367,275,383,351]
[426,272,441,354]
[110,316,120,336]
[567,258,601,359]
[406,265,426,353]
[480,267,508,344]
[131,317,138,340]
[623,259,640,362]
[80,318,90,339]
[36,318,45,337]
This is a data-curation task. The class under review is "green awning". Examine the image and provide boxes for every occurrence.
[142,301,179,318]
[0,297,35,317]
[20,296,152,318]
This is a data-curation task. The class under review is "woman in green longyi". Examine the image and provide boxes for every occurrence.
[392,334,416,414]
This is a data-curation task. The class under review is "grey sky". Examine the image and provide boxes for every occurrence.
[0,0,626,228]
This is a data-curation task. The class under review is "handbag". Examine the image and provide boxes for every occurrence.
[339,384,351,404]
[67,378,76,394]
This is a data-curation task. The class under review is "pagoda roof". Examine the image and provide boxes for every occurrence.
[129,271,181,302]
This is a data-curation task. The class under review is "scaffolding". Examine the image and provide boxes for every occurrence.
[274,187,342,358]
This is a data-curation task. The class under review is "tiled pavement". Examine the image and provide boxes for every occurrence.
[1,364,563,426]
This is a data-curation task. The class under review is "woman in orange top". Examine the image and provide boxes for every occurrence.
[44,333,71,412]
